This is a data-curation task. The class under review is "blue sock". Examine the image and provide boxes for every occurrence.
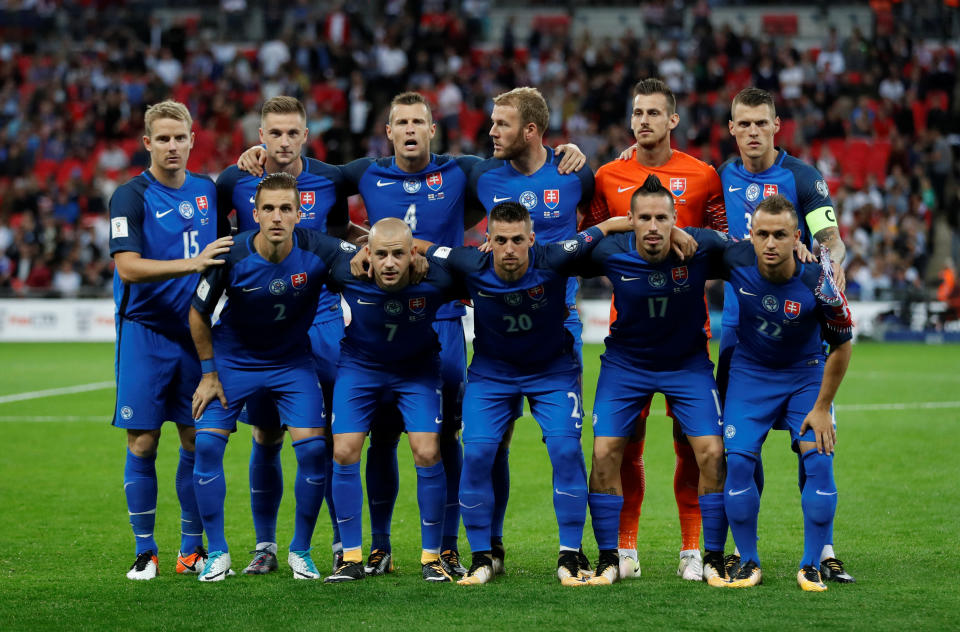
[587,493,623,551]
[699,493,726,552]
[366,435,399,552]
[291,436,327,552]
[323,434,340,547]
[546,437,587,550]
[439,433,462,547]
[416,462,446,553]
[800,450,837,568]
[332,461,363,552]
[491,446,510,541]
[249,438,283,545]
[724,452,761,565]
[460,441,498,553]
[194,431,229,553]
[176,447,204,553]
[124,449,158,555]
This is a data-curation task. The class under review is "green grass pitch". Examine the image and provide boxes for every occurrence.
[0,342,958,630]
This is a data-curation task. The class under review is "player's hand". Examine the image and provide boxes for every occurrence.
[800,408,836,455]
[618,144,638,161]
[555,143,586,174]
[794,241,816,263]
[237,146,267,176]
[670,227,697,260]
[832,260,846,293]
[477,240,492,253]
[193,236,234,272]
[192,373,227,420]
[410,253,429,283]
[350,248,372,279]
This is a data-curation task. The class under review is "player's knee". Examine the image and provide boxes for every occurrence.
[332,442,362,466]
[127,429,160,457]
[695,440,724,476]
[545,436,583,469]
[725,451,757,486]
[253,425,284,446]
[410,440,441,467]
[462,442,498,481]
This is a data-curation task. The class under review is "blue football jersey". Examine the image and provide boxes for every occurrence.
[326,258,464,369]
[191,227,350,367]
[109,170,218,340]
[582,228,730,369]
[215,157,349,322]
[722,241,852,369]
[340,154,481,319]
[429,225,604,375]
[717,148,835,246]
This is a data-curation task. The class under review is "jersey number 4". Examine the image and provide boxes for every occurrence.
[404,204,417,232]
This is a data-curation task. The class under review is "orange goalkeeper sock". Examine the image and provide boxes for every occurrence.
[674,440,701,552]
[618,440,645,550]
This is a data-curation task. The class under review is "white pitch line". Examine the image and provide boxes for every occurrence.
[0,415,104,422]
[834,401,960,412]
[0,381,114,404]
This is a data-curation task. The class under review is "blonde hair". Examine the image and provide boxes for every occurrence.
[493,87,549,134]
[261,96,307,123]
[144,100,193,137]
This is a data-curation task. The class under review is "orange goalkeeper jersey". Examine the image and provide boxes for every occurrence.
[581,149,727,232]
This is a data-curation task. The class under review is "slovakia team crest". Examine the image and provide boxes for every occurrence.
[544,189,560,210]
[671,266,688,285]
[670,178,686,197]
[784,299,801,319]
[527,284,545,300]
[300,191,315,212]
[763,184,779,198]
[426,172,443,191]
[195,196,209,216]
[408,297,426,313]
[291,272,307,289]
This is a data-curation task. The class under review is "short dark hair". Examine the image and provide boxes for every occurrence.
[489,201,532,229]
[254,172,299,207]
[261,95,306,122]
[633,78,676,115]
[731,87,777,119]
[389,91,433,125]
[753,193,798,229]
[630,174,675,212]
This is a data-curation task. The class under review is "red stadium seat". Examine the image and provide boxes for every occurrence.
[762,14,798,36]
[778,119,798,153]
[911,100,928,132]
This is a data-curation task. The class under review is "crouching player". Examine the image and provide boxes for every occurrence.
[324,217,466,584]
[720,194,853,591]
[188,173,347,581]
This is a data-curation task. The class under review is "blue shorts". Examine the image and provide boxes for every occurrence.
[237,314,342,428]
[197,357,326,431]
[722,360,825,454]
[435,317,466,429]
[113,318,198,430]
[332,363,442,435]
[462,366,583,444]
[591,352,722,438]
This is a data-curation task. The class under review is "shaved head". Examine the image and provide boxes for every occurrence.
[367,218,415,290]
[368,217,413,248]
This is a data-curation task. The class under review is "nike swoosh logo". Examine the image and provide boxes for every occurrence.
[435,417,442,425]
[574,422,583,429]
[249,195,256,204]
[738,287,757,296]
[377,179,396,187]
[336,516,354,524]
[618,185,636,193]
[459,501,482,509]
[357,299,377,305]
[155,209,173,218]
[477,291,496,298]
[493,195,511,203]
[370,499,391,506]
[305,477,324,486]
[124,482,133,490]
[422,519,440,526]
[728,186,742,192]
[554,488,579,497]
[242,287,262,293]
[815,490,838,496]
[250,488,270,494]
[198,475,221,486]
[620,275,644,282]
[728,487,751,496]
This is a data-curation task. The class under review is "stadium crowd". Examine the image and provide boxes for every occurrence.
[0,1,957,304]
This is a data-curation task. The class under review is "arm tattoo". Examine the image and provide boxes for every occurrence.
[814,226,846,263]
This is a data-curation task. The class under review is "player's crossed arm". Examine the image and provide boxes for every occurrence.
[114,236,234,284]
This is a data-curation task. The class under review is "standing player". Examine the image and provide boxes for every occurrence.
[324,218,467,584]
[467,87,595,572]
[110,100,233,579]
[189,173,349,581]
[718,87,853,583]
[582,78,726,581]
[216,96,363,575]
[719,195,852,591]
[582,176,730,587]
[430,202,628,586]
